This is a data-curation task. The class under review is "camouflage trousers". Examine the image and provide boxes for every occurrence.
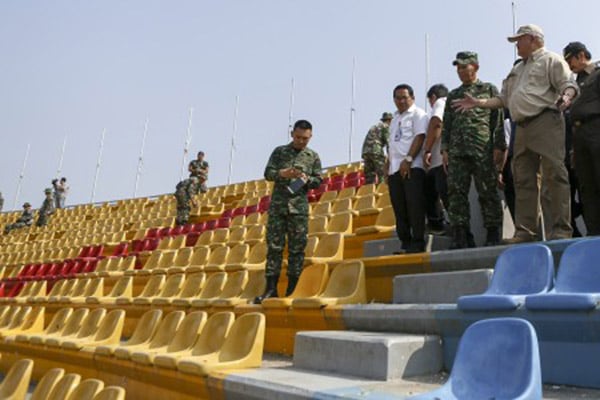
[36,215,50,227]
[4,222,29,234]
[175,206,191,226]
[447,154,502,228]
[265,213,308,278]
[362,153,387,184]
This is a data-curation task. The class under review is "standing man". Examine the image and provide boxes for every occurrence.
[174,176,201,226]
[442,52,505,248]
[387,84,428,253]
[564,41,600,235]
[54,177,69,208]
[423,84,449,234]
[254,120,322,303]
[453,25,578,243]
[188,151,209,193]
[0,192,4,212]
[4,203,34,234]
[36,188,56,227]
[361,112,392,184]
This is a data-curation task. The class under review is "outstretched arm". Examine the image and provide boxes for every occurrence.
[452,93,504,112]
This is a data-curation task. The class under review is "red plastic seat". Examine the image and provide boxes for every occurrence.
[77,246,93,259]
[7,282,25,297]
[170,225,185,236]
[344,171,361,182]
[57,260,76,279]
[180,224,194,235]
[232,207,246,217]
[28,263,52,281]
[221,209,234,219]
[158,227,172,238]
[42,263,61,280]
[191,222,206,233]
[109,242,129,258]
[329,180,345,191]
[205,219,218,231]
[245,204,259,215]
[217,217,231,229]
[65,260,86,278]
[331,174,345,183]
[345,177,362,188]
[5,264,33,282]
[146,228,160,239]
[185,233,200,247]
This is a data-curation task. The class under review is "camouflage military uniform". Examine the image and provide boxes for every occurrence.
[4,207,34,234]
[0,192,4,212]
[361,121,390,184]
[189,159,209,193]
[442,79,505,230]
[36,192,55,227]
[264,143,322,279]
[174,177,200,226]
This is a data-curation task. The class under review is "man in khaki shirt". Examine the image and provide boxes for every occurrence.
[453,24,578,243]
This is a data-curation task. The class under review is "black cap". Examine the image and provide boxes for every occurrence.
[563,41,589,60]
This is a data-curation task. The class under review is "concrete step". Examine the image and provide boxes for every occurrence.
[363,234,452,257]
[393,269,493,304]
[293,330,443,381]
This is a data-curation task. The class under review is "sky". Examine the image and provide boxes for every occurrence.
[1,0,598,211]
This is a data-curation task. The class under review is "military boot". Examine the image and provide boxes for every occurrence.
[450,226,468,250]
[485,227,501,246]
[254,275,279,304]
[285,275,299,297]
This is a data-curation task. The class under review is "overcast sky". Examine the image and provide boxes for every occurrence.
[1,0,598,210]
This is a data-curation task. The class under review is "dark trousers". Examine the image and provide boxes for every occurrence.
[574,119,600,235]
[424,165,448,227]
[388,168,426,250]
[503,155,516,222]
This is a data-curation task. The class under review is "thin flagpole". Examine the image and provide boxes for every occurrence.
[349,57,356,163]
[287,78,295,138]
[90,128,106,203]
[512,1,517,60]
[180,107,194,181]
[133,118,149,197]
[13,143,31,210]
[56,136,67,178]
[425,33,431,112]
[227,95,240,185]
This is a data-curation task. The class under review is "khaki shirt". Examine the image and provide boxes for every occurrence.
[499,47,578,122]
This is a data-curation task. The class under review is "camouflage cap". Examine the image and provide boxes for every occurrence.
[452,51,479,66]
[563,41,589,60]
[380,112,393,121]
[44,188,53,194]
[23,202,31,208]
[507,24,544,42]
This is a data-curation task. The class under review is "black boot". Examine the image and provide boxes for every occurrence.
[285,275,299,297]
[485,227,501,246]
[450,226,468,250]
[254,275,279,304]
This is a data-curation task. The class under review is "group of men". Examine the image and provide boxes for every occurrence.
[362,24,600,251]
[4,188,56,234]
[174,151,210,226]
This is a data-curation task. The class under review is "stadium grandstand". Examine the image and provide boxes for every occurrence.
[0,161,599,399]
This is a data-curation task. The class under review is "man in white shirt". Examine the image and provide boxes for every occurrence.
[386,84,428,253]
[423,84,449,234]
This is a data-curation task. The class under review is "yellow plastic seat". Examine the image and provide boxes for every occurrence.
[353,194,378,216]
[48,279,77,303]
[227,226,247,246]
[177,312,265,376]
[30,368,65,400]
[63,309,126,351]
[14,307,72,343]
[46,308,106,347]
[204,246,230,272]
[303,233,344,265]
[88,258,112,278]
[29,308,89,345]
[18,280,47,303]
[325,212,353,236]
[376,182,389,195]
[152,273,205,305]
[113,310,185,360]
[0,358,34,400]
[130,311,207,365]
[230,215,246,227]
[125,250,161,276]
[223,244,250,270]
[116,274,164,305]
[133,273,185,305]
[358,193,390,216]
[354,206,395,234]
[303,236,320,260]
[58,278,89,303]
[173,272,226,307]
[0,306,44,339]
[311,201,332,217]
[331,198,353,215]
[86,276,132,304]
[191,271,247,308]
[176,246,210,274]
[5,281,33,304]
[292,260,367,308]
[95,309,162,356]
[243,212,260,227]
[0,306,31,331]
[244,225,265,246]
[336,187,356,201]
[318,190,338,203]
[65,278,104,304]
[213,270,265,307]
[66,379,104,400]
[154,311,235,369]
[92,386,126,400]
[209,229,230,249]
[194,230,214,248]
[46,373,81,400]
[354,183,376,198]
[226,242,266,272]
[154,247,192,275]
[308,215,328,236]
[262,264,330,308]
[137,250,178,276]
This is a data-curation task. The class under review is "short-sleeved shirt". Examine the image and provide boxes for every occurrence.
[388,104,428,173]
[427,97,446,168]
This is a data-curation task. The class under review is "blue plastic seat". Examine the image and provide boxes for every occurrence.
[457,244,554,311]
[408,318,542,400]
[526,238,600,311]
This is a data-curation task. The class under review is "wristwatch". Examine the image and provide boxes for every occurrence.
[405,155,413,163]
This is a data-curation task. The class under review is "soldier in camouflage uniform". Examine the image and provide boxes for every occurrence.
[442,52,506,248]
[36,188,56,227]
[361,112,392,184]
[188,151,209,193]
[174,176,201,226]
[0,192,4,212]
[254,119,322,304]
[4,202,34,234]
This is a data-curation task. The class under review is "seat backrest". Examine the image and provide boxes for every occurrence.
[47,279,66,297]
[93,309,126,341]
[126,309,163,346]
[148,311,185,349]
[313,233,343,259]
[554,238,600,293]
[308,216,328,235]
[211,228,230,245]
[30,368,65,400]
[44,307,73,335]
[247,242,267,264]
[0,358,34,400]
[375,206,394,226]
[321,260,364,298]
[157,274,185,297]
[65,378,104,400]
[245,225,265,242]
[198,272,227,298]
[60,308,90,336]
[327,212,352,235]
[108,276,132,297]
[166,311,207,352]
[207,246,229,266]
[218,313,265,363]
[118,256,136,273]
[178,273,206,298]
[173,247,193,267]
[6,306,32,329]
[304,236,319,258]
[70,279,90,297]
[139,275,165,297]
[291,264,330,298]
[75,308,107,339]
[226,244,249,265]
[448,318,541,399]
[46,373,82,400]
[157,251,178,270]
[83,278,104,297]
[92,386,126,400]
[487,244,554,295]
[219,270,249,298]
[191,311,235,356]
[331,198,352,214]
[240,271,266,299]
[19,306,45,331]
[195,230,214,247]
[190,247,211,266]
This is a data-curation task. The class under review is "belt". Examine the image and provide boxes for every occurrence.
[516,108,559,128]
[573,114,600,127]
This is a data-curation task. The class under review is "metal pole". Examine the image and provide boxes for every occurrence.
[180,107,194,180]
[56,136,67,178]
[90,128,106,203]
[13,143,31,210]
[227,95,240,185]
[349,57,356,163]
[287,78,295,138]
[133,118,149,197]
[512,1,517,60]
[425,33,431,112]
